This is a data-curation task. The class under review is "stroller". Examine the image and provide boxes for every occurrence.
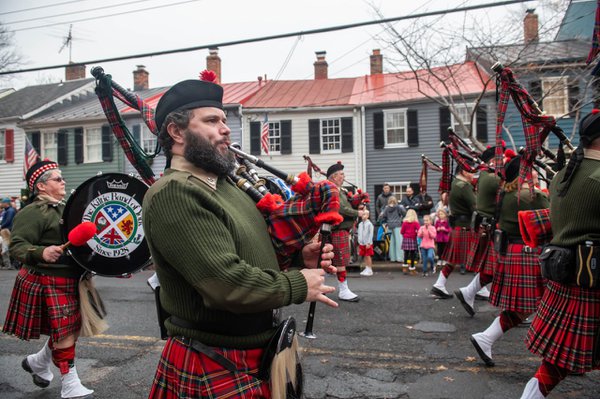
[373,224,391,261]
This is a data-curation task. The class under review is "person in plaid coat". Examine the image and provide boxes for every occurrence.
[470,155,549,370]
[520,110,600,398]
[2,160,94,399]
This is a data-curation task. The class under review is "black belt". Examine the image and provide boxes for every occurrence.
[170,310,280,337]
[174,336,238,373]
[508,237,536,253]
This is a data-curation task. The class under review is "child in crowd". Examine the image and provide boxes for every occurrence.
[400,209,420,275]
[434,209,450,271]
[0,228,12,269]
[357,209,374,277]
[417,215,437,277]
[378,196,406,264]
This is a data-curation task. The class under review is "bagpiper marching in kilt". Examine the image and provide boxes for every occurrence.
[431,163,477,299]
[470,155,549,368]
[520,110,600,398]
[455,146,506,316]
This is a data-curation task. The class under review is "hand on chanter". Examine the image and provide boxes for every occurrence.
[301,241,336,274]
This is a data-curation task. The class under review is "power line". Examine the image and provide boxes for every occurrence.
[0,0,90,16]
[4,0,159,25]
[8,0,202,32]
[0,0,532,76]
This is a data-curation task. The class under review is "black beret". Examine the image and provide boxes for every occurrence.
[480,146,496,163]
[326,162,344,178]
[155,79,224,131]
[26,160,59,191]
[579,109,600,144]
[504,155,521,182]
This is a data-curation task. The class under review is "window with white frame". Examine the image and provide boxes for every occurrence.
[388,182,411,201]
[42,132,58,161]
[0,130,5,161]
[451,104,475,138]
[267,121,281,154]
[542,77,568,117]
[384,108,407,147]
[321,118,341,153]
[141,124,157,153]
[85,127,102,163]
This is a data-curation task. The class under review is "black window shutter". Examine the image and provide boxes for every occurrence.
[132,124,141,144]
[308,119,320,154]
[439,107,451,143]
[476,105,488,143]
[30,131,41,154]
[280,120,292,154]
[341,117,353,153]
[57,129,68,165]
[75,128,84,164]
[407,110,419,147]
[568,80,580,118]
[250,121,261,155]
[373,112,384,149]
[530,80,542,110]
[102,125,113,162]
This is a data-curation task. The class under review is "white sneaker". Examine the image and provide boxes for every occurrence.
[360,267,373,277]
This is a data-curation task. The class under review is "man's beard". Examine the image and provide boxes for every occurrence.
[183,130,235,176]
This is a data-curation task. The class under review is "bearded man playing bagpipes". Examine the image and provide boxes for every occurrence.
[142,76,340,399]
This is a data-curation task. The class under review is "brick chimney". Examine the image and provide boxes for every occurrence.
[524,9,539,45]
[65,62,85,81]
[314,51,328,80]
[206,47,222,84]
[370,49,383,75]
[133,65,149,91]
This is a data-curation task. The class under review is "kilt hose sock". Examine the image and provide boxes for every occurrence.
[441,263,454,278]
[534,360,568,396]
[479,272,493,286]
[499,310,526,332]
[337,270,347,283]
[52,344,75,375]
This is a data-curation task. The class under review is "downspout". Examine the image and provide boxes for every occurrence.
[238,104,243,147]
[360,106,366,190]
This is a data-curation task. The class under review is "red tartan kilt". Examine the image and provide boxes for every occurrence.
[148,337,270,399]
[465,228,497,275]
[331,230,350,268]
[442,228,474,265]
[2,268,81,342]
[526,281,600,373]
[489,244,545,313]
[358,244,374,257]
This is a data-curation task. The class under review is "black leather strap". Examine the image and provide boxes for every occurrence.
[170,312,279,337]
[175,336,238,373]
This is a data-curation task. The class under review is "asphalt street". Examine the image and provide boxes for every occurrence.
[0,266,598,399]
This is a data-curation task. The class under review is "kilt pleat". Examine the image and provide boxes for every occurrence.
[489,244,545,313]
[2,268,81,342]
[526,281,600,373]
[331,230,350,267]
[148,337,270,399]
[442,228,474,265]
[465,227,497,274]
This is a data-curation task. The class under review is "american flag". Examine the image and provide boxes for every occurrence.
[261,115,269,155]
[23,136,40,179]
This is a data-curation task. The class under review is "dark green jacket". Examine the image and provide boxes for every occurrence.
[476,170,501,218]
[499,187,549,239]
[449,177,476,227]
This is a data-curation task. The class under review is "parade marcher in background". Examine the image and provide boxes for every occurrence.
[434,209,450,271]
[357,209,374,277]
[2,160,94,399]
[378,195,406,264]
[455,146,504,316]
[1,228,12,269]
[401,209,420,275]
[431,164,476,298]
[1,197,17,231]
[375,183,393,220]
[327,162,364,302]
[470,156,549,368]
[143,77,338,398]
[520,110,600,398]
[418,215,436,277]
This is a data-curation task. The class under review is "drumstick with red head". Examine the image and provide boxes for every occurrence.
[61,222,97,250]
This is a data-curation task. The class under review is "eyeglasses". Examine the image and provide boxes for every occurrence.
[47,176,65,183]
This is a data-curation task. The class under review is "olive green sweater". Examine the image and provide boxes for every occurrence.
[10,197,84,278]
[332,187,359,231]
[550,156,600,246]
[449,177,476,227]
[499,187,549,239]
[476,170,501,218]
[142,168,308,349]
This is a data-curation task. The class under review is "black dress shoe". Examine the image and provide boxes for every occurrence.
[22,358,51,388]
[430,286,453,299]
[455,289,475,317]
[469,336,495,367]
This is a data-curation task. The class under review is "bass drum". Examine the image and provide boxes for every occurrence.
[61,173,151,277]
[262,175,294,201]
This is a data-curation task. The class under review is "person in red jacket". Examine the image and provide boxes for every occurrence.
[401,209,421,275]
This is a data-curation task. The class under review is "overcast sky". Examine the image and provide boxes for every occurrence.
[0,0,560,90]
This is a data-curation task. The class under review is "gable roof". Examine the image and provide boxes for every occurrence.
[556,0,596,41]
[0,78,95,120]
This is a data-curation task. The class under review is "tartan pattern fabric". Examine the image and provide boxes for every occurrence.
[527,281,600,373]
[439,149,451,193]
[441,227,474,265]
[2,268,81,342]
[260,178,342,270]
[148,337,270,399]
[331,230,351,268]
[489,243,545,313]
[518,209,552,248]
[465,226,497,275]
[586,0,600,64]
[358,244,374,257]
[401,237,418,251]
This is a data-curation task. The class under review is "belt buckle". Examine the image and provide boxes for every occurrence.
[523,246,534,254]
